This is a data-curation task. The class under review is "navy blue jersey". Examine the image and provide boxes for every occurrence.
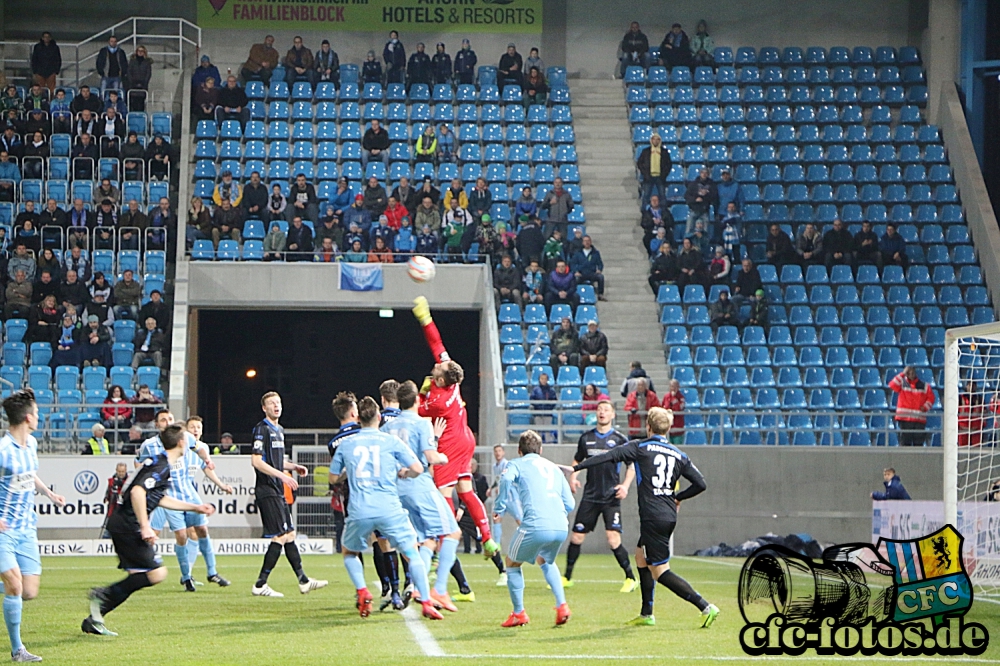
[251,418,286,498]
[574,435,705,522]
[574,428,630,503]
[109,453,171,532]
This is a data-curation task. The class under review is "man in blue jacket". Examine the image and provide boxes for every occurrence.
[570,235,606,301]
[871,468,911,500]
[878,223,909,270]
[545,260,578,308]
[454,39,477,85]
[383,31,406,84]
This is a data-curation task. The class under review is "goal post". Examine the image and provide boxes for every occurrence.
[943,322,1000,595]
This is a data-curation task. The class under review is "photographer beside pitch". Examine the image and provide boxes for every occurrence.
[571,407,719,628]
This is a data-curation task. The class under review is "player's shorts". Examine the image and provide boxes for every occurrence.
[508,527,568,565]
[433,434,476,488]
[343,510,417,554]
[572,498,622,534]
[109,528,162,572]
[150,507,207,532]
[256,494,294,539]
[637,519,675,567]
[401,491,459,542]
[0,527,41,577]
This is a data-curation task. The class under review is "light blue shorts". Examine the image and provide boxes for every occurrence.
[401,490,459,542]
[150,507,207,532]
[0,527,41,577]
[342,510,418,554]
[508,528,567,565]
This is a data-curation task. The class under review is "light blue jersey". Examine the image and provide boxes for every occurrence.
[380,411,437,497]
[137,432,205,504]
[0,434,38,531]
[495,453,574,533]
[329,428,419,520]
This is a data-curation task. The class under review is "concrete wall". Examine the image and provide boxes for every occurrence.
[565,0,920,78]
[513,445,943,555]
[3,1,196,39]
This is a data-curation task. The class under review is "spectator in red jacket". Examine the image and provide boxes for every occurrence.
[102,384,133,441]
[624,379,659,437]
[661,379,685,445]
[888,366,934,446]
[958,380,986,447]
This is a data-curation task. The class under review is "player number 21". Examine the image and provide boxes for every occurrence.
[354,445,381,478]
[651,454,674,491]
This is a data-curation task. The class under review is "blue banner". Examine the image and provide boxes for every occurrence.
[339,264,383,291]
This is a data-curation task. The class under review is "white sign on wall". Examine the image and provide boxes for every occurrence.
[37,537,334,556]
[35,456,262,529]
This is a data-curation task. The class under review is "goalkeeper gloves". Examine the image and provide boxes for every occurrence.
[412,296,432,326]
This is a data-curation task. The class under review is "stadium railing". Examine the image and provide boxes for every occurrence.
[0,17,201,89]
[24,401,167,453]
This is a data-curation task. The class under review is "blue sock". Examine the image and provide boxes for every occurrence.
[3,595,21,653]
[541,561,566,606]
[506,566,525,613]
[493,521,503,546]
[435,538,459,595]
[199,536,217,577]
[344,554,367,590]
[176,541,191,581]
[187,539,199,567]
[419,545,433,573]
[402,546,430,601]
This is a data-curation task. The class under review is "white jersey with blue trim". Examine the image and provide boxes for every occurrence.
[0,433,39,531]
[136,432,205,504]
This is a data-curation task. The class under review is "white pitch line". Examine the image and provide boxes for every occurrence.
[674,556,744,568]
[401,605,445,657]
[436,653,1000,663]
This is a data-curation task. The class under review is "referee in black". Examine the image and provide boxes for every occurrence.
[564,399,637,592]
[83,424,215,636]
[572,406,719,628]
[251,391,327,598]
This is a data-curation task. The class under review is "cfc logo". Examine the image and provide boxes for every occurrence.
[74,471,100,495]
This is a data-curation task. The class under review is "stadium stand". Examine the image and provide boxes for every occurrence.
[626,44,990,446]
[0,79,172,445]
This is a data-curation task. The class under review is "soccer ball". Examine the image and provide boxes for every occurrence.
[407,256,436,283]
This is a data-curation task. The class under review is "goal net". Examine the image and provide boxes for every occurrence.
[944,323,1000,597]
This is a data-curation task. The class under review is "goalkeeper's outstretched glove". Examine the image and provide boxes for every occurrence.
[412,296,432,326]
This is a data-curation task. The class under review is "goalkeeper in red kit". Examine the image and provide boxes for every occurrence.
[412,297,500,558]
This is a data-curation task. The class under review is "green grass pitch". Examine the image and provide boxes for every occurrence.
[16,553,1000,665]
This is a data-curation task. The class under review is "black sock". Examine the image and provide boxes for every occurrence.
[284,542,309,584]
[102,572,153,615]
[402,556,411,587]
[371,541,388,595]
[612,545,635,579]
[658,570,708,611]
[450,559,470,594]
[384,550,400,594]
[491,551,505,574]
[564,542,582,580]
[256,542,283,587]
[638,566,654,617]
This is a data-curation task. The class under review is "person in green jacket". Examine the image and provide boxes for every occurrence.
[414,125,437,164]
[82,423,111,455]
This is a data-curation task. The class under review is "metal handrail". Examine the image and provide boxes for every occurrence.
[0,17,201,89]
[503,403,944,446]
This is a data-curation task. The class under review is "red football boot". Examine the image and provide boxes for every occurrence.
[422,600,444,620]
[356,588,373,618]
[501,610,530,627]
[555,603,571,626]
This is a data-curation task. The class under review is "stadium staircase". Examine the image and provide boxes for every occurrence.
[570,79,671,395]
